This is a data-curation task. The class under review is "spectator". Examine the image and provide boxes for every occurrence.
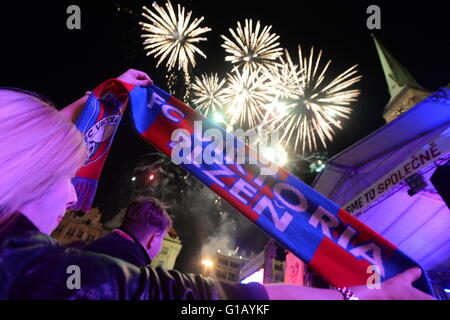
[85,197,172,267]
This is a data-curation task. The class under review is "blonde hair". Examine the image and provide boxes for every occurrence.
[0,89,88,226]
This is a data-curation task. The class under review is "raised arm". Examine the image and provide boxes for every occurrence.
[59,69,153,123]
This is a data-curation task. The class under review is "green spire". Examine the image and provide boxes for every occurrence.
[371,34,423,99]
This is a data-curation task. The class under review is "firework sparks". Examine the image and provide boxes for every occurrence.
[262,52,304,122]
[139,1,211,73]
[268,52,304,101]
[221,19,283,73]
[260,144,289,167]
[265,46,362,154]
[223,68,276,129]
[192,73,227,118]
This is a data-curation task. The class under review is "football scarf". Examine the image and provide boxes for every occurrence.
[69,80,134,211]
[71,79,433,294]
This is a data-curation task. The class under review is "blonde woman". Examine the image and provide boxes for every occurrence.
[0,70,434,300]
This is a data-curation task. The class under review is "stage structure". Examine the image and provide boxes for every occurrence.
[313,37,450,299]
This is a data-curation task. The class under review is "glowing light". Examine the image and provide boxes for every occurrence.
[223,68,276,128]
[309,159,326,173]
[241,268,264,284]
[262,146,275,161]
[139,1,211,74]
[149,174,155,181]
[131,177,136,182]
[267,53,304,103]
[192,74,227,117]
[264,100,290,120]
[222,19,283,73]
[326,110,336,118]
[264,46,362,154]
[202,259,214,268]
[213,113,225,123]
[261,144,288,167]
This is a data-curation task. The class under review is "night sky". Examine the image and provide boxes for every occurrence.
[1,1,448,273]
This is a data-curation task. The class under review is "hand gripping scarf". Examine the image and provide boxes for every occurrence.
[70,79,433,295]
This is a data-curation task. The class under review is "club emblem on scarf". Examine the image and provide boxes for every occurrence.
[83,114,121,164]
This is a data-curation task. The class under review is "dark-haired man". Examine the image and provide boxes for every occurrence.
[85,197,172,267]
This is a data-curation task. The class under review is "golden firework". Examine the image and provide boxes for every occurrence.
[140,1,211,73]
[223,68,276,129]
[265,46,362,154]
[221,19,283,73]
[192,73,227,118]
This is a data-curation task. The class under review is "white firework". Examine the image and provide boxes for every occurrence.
[260,144,289,167]
[221,19,283,73]
[269,50,304,99]
[223,68,276,129]
[192,73,227,117]
[263,51,304,122]
[264,46,362,154]
[140,1,211,73]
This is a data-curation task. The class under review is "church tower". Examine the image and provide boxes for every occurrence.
[372,34,431,123]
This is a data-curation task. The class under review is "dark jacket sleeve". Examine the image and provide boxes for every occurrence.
[84,233,150,267]
[0,232,268,300]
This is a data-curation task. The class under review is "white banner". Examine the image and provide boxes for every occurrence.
[344,126,450,215]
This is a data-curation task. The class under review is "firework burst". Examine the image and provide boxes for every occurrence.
[269,52,304,99]
[139,1,211,74]
[192,74,227,118]
[221,19,283,73]
[262,52,304,123]
[265,46,362,154]
[223,68,276,129]
[260,144,289,167]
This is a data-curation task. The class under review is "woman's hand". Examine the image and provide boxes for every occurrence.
[60,69,153,123]
[352,267,435,300]
[117,69,153,87]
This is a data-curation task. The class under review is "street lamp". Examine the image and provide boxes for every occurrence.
[201,258,214,276]
[202,259,213,268]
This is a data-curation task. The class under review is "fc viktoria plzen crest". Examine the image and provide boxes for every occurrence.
[83,114,121,164]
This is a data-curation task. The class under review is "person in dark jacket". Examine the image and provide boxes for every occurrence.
[0,72,268,300]
[0,70,434,300]
[85,197,171,267]
[0,213,267,300]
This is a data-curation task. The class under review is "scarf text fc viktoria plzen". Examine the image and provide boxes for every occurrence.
[70,79,433,294]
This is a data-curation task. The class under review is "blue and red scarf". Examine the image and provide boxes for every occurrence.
[71,79,433,294]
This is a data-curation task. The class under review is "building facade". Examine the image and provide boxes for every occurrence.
[203,252,247,283]
[240,239,287,284]
[52,208,104,246]
[150,228,183,270]
[372,35,431,123]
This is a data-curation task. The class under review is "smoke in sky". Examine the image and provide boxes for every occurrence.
[103,152,268,273]
[201,211,238,259]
